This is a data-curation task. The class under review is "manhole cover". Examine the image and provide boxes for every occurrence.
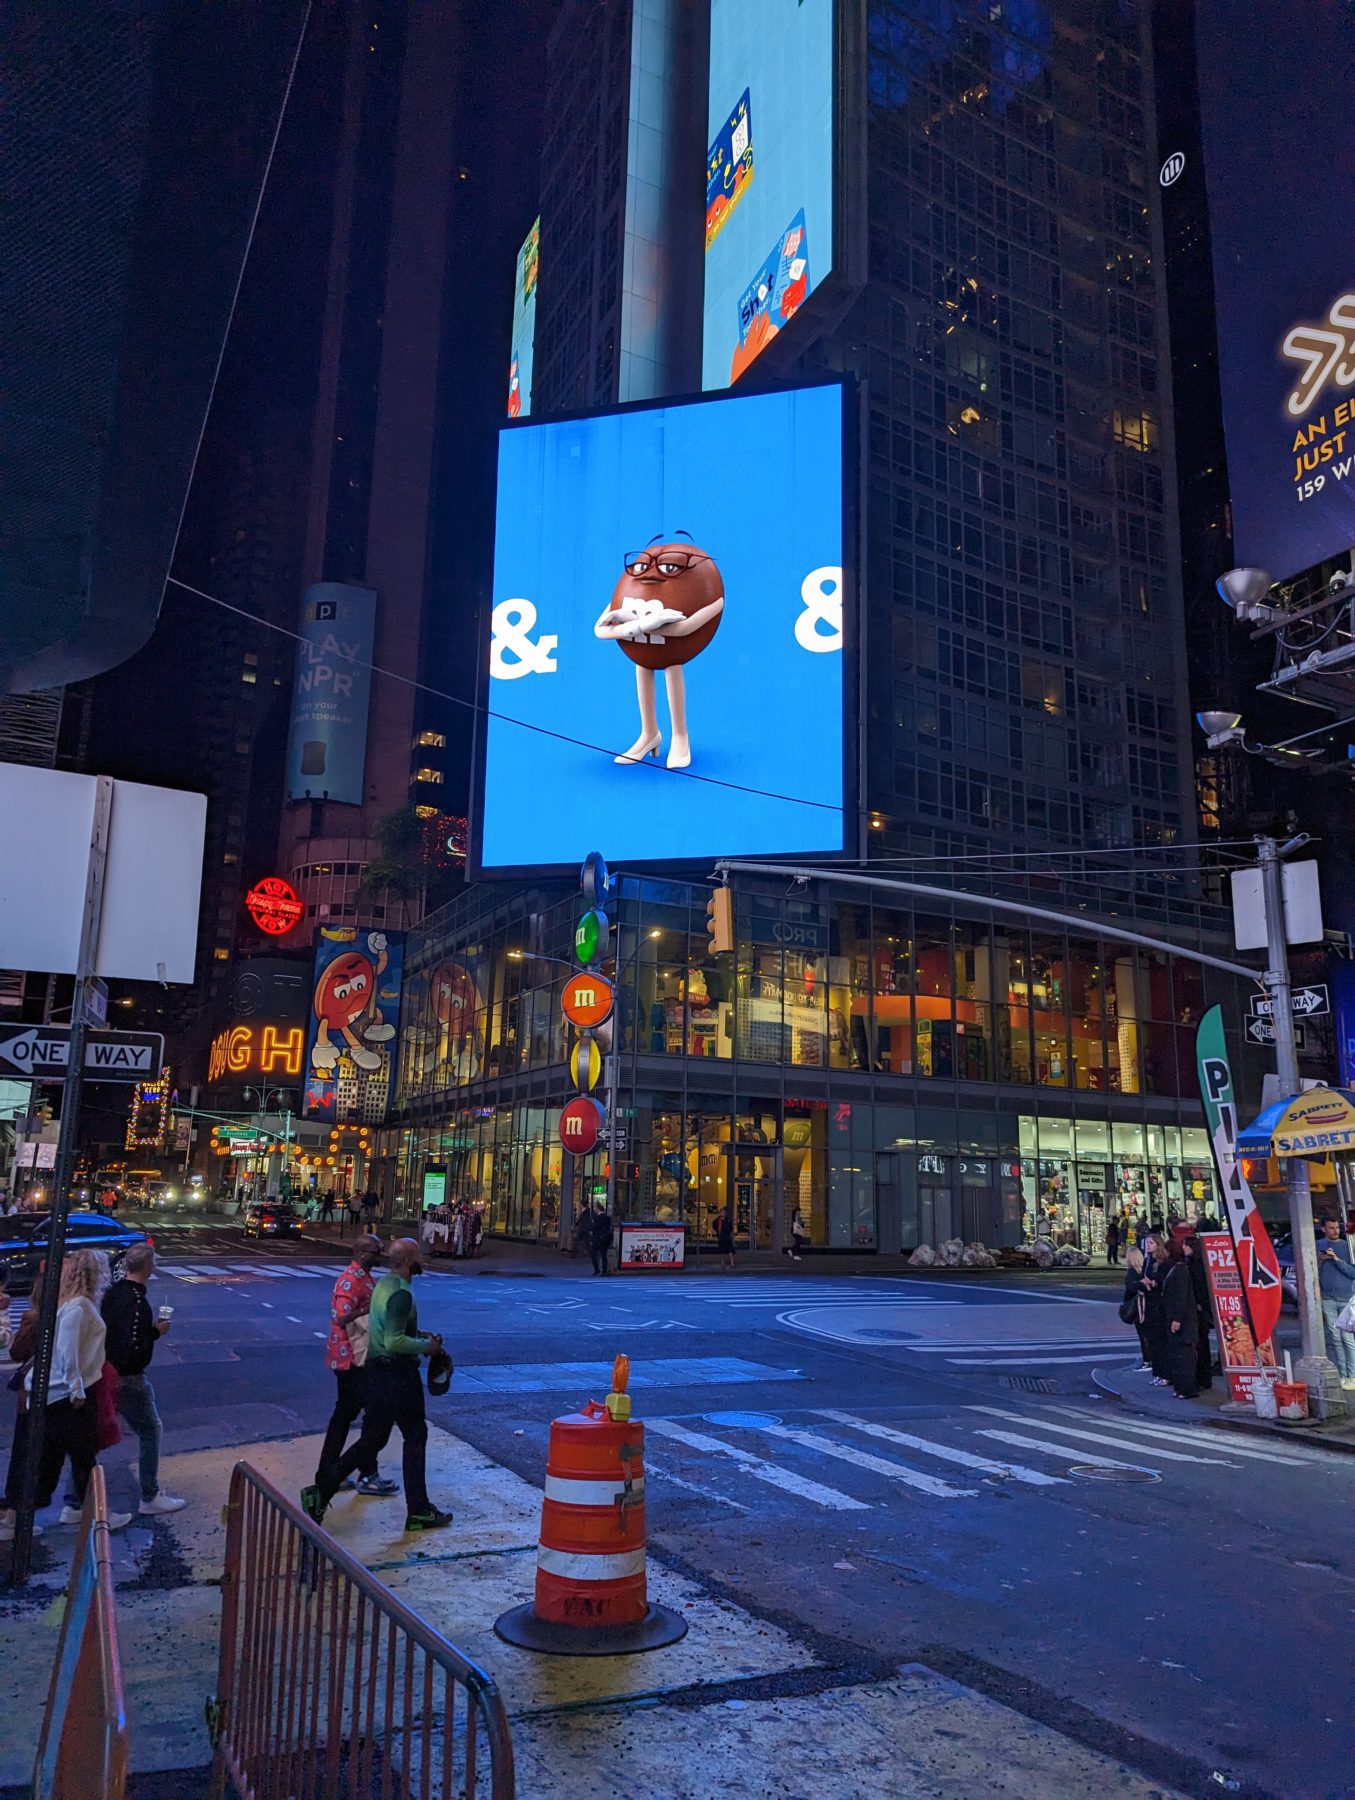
[704,1411,782,1430]
[1067,1463,1160,1483]
[999,1374,1059,1393]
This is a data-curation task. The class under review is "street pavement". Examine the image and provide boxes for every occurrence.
[3,1219,1353,1797]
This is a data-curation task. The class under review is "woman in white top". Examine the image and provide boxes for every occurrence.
[28,1249,131,1529]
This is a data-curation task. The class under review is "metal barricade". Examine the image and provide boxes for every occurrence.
[209,1461,515,1800]
[32,1464,130,1800]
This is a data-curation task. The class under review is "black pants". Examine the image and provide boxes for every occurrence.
[323,1360,428,1513]
[315,1367,375,1487]
[36,1392,99,1508]
[591,1242,609,1274]
[1167,1334,1199,1398]
[1195,1322,1214,1390]
[2,1408,31,1509]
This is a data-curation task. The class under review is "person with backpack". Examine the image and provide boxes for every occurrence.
[313,1234,396,1499]
[102,1242,186,1517]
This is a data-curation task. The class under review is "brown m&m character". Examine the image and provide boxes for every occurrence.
[593,536,724,770]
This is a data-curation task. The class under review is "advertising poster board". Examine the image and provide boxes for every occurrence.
[480,380,848,871]
[303,927,404,1123]
[1200,1230,1277,1404]
[704,0,834,388]
[619,1222,687,1271]
[285,583,377,805]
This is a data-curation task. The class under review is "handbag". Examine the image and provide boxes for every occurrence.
[1118,1293,1140,1326]
[1336,1296,1355,1334]
[94,1362,122,1451]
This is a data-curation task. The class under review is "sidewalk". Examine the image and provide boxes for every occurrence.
[0,1421,1183,1799]
[283,1221,1131,1284]
[1094,1358,1355,1456]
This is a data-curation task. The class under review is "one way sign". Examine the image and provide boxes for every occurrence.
[0,1024,164,1083]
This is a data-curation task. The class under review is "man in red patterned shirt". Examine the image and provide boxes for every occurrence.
[313,1235,397,1497]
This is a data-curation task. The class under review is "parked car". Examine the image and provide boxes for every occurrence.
[242,1199,300,1239]
[0,1211,152,1296]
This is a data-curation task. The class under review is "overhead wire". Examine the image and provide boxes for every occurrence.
[170,576,1245,880]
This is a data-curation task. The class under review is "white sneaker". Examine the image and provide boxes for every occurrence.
[58,1505,83,1525]
[105,1510,132,1531]
[1341,1377,1355,1391]
[139,1493,186,1516]
[0,1519,39,1541]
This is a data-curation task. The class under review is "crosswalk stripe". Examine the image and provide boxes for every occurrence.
[646,1419,870,1510]
[946,1352,1136,1366]
[975,1428,1159,1476]
[755,1423,978,1499]
[967,1407,1235,1465]
[906,1340,1125,1354]
[1049,1407,1311,1467]
[814,1410,1065,1487]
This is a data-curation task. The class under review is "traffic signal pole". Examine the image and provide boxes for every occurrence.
[9,776,113,1585]
[1257,836,1345,1418]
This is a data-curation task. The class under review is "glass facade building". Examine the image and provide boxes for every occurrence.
[419,5,1262,1252]
[380,874,1261,1253]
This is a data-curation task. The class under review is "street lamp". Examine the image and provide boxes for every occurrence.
[242,1085,295,1198]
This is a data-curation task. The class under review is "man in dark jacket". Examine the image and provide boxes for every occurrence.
[590,1206,614,1276]
[1184,1234,1214,1389]
[102,1243,186,1516]
[1162,1238,1199,1398]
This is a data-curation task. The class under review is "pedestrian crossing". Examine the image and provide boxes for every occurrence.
[157,1260,346,1281]
[641,1402,1330,1518]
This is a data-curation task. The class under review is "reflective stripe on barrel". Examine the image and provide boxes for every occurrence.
[536,1546,647,1581]
[543,1474,645,1506]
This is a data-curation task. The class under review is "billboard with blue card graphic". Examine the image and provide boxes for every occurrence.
[703,0,834,390]
[477,381,849,873]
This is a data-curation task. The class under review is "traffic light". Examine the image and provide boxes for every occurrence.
[705,886,734,955]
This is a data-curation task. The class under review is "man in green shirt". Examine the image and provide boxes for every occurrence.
[304,1238,452,1532]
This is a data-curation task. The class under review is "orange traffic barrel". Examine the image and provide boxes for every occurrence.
[495,1369,686,1655]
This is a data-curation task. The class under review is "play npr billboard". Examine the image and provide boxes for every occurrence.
[285,582,376,806]
[475,380,850,873]
[702,0,835,390]
[1194,1,1355,578]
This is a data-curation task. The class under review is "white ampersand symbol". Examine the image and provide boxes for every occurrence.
[490,599,559,680]
[794,566,844,653]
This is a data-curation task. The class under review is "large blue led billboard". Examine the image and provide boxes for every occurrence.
[703,0,834,391]
[477,382,848,872]
[1194,1,1355,578]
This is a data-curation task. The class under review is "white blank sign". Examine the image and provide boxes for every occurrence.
[0,766,205,982]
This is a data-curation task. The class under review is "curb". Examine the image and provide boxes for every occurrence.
[1091,1368,1355,1457]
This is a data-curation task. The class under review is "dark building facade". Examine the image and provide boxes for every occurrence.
[379,2,1275,1250]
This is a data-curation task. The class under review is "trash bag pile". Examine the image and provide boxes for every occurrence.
[906,1239,997,1268]
[1016,1236,1090,1268]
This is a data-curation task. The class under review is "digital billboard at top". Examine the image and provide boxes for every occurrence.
[507,217,539,419]
[477,381,848,873]
[703,0,834,391]
[1193,1,1355,578]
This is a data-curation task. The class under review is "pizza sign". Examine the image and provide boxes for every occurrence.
[1200,1231,1278,1404]
[245,876,305,937]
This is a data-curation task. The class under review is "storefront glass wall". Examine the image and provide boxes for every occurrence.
[385,876,1242,1248]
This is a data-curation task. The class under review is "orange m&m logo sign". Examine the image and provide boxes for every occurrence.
[561,972,614,1029]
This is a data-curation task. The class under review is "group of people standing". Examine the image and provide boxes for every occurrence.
[1121,1229,1213,1399]
[1,1243,185,1541]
